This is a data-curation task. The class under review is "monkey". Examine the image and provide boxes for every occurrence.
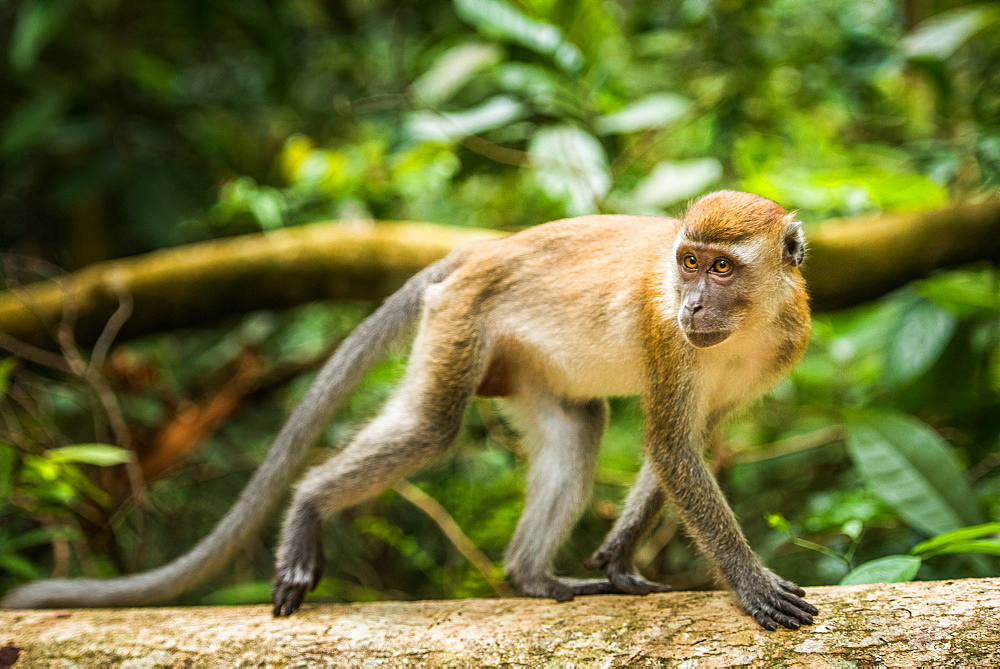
[2,190,817,631]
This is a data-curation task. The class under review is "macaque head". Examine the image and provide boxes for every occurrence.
[674,191,805,348]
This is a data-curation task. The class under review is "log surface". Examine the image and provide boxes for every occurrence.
[2,578,998,667]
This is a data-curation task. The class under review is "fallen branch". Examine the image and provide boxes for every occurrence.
[2,577,997,666]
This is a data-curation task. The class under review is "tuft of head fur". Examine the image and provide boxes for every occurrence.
[682,191,789,244]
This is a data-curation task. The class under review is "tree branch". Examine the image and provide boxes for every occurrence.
[1,198,998,349]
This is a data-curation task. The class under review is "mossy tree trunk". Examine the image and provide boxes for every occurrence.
[2,578,998,666]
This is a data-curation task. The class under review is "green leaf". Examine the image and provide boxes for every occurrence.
[5,527,55,552]
[529,125,609,216]
[631,159,722,209]
[916,539,1000,557]
[912,522,1000,556]
[918,269,1000,317]
[9,0,72,72]
[454,0,583,72]
[845,410,982,536]
[903,6,999,60]
[884,297,957,386]
[0,443,16,503]
[407,95,525,142]
[0,89,65,158]
[200,581,273,606]
[840,555,921,586]
[0,552,43,579]
[413,41,504,105]
[766,513,792,534]
[0,358,16,398]
[595,94,691,135]
[46,444,133,467]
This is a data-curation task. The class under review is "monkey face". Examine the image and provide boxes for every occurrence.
[674,242,753,348]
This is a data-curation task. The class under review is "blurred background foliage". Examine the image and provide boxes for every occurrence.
[1,0,999,605]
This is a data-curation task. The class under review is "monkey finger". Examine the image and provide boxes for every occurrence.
[751,610,780,632]
[775,596,814,625]
[769,610,803,630]
[778,588,819,617]
[776,578,806,597]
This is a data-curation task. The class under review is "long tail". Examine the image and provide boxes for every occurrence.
[1,256,462,609]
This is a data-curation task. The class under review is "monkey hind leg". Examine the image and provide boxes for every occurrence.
[272,316,489,616]
[503,389,619,601]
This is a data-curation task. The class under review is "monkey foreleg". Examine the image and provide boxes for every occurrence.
[646,427,818,630]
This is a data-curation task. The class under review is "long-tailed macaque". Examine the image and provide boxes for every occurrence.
[2,190,818,630]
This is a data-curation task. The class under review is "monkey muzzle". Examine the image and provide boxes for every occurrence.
[679,301,733,348]
[682,328,732,348]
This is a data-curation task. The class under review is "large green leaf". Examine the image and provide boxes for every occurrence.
[529,125,609,216]
[903,6,1000,60]
[595,94,691,135]
[845,410,982,536]
[9,0,72,72]
[407,96,525,142]
[412,41,504,105]
[454,0,583,72]
[912,522,1000,557]
[631,159,722,209]
[884,297,957,386]
[840,555,921,585]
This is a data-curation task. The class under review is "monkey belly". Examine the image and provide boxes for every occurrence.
[476,342,644,400]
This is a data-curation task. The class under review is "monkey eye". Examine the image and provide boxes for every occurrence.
[682,254,698,270]
[711,258,733,274]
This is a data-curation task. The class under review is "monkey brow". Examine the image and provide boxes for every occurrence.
[682,226,755,244]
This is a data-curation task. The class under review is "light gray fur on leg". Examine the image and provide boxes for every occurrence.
[272,305,488,615]
[503,387,611,601]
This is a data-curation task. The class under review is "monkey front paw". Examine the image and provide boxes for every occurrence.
[272,539,324,617]
[738,571,818,631]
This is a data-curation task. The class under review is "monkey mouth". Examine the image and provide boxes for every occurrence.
[684,329,731,348]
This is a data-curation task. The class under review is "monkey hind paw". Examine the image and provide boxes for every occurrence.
[605,571,672,596]
[583,553,671,595]
[272,562,323,617]
[272,569,313,617]
[514,575,660,602]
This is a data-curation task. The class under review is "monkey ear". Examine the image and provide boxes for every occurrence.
[782,217,806,266]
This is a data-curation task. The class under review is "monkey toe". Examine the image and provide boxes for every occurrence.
[272,580,308,617]
[512,575,621,601]
[272,564,320,617]
[607,571,672,596]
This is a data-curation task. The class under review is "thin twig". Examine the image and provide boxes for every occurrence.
[393,479,514,597]
[730,425,847,465]
[0,331,72,373]
[54,277,148,566]
[89,273,134,374]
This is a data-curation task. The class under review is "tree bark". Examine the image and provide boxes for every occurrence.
[1,199,998,349]
[1,578,997,666]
